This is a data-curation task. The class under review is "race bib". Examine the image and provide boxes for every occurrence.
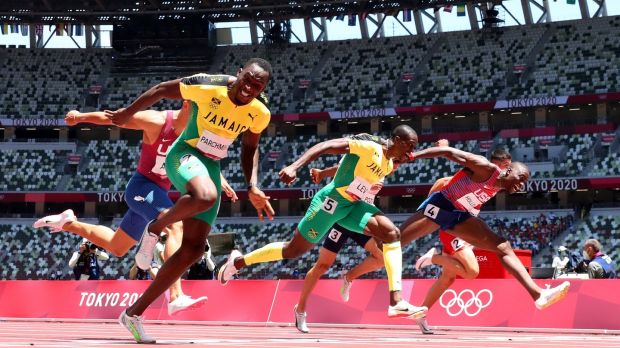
[151,155,167,177]
[196,129,234,160]
[455,191,487,216]
[321,197,338,214]
[363,193,377,205]
[424,204,440,219]
[327,228,342,243]
[450,237,465,251]
[345,176,372,201]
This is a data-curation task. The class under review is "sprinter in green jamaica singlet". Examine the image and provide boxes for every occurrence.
[107,58,275,344]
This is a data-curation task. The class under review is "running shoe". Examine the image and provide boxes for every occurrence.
[340,272,353,302]
[135,221,159,270]
[415,247,436,270]
[388,300,427,319]
[118,310,156,344]
[32,209,76,232]
[168,295,209,316]
[535,281,570,310]
[218,249,242,286]
[415,316,434,334]
[294,304,309,333]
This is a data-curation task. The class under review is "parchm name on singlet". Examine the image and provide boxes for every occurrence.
[203,112,248,134]
[198,137,227,151]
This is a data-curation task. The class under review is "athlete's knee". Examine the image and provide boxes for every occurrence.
[383,227,400,243]
[192,190,217,211]
[282,242,305,259]
[314,260,333,274]
[462,267,479,279]
[496,240,513,255]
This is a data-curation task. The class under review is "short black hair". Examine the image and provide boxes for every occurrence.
[244,57,273,80]
[491,147,512,161]
[391,124,417,140]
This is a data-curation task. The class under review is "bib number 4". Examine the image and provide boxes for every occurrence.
[423,204,440,219]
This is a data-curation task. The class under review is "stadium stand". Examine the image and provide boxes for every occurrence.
[2,17,620,120]
[508,16,620,99]
[67,140,139,191]
[0,49,111,119]
[0,149,70,191]
[5,127,619,192]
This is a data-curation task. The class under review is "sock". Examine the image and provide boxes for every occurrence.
[244,242,285,266]
[383,241,403,292]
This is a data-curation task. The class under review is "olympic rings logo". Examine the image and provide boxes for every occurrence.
[439,289,493,317]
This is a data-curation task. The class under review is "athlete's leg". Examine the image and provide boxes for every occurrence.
[344,212,435,282]
[422,268,457,309]
[297,247,337,313]
[448,217,542,299]
[429,251,479,279]
[147,176,217,234]
[233,229,315,269]
[345,238,384,282]
[126,217,210,317]
[399,210,441,246]
[362,214,405,306]
[161,219,184,301]
[61,221,136,257]
[147,143,219,235]
[422,248,478,310]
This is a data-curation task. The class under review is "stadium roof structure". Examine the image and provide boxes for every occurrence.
[0,0,488,23]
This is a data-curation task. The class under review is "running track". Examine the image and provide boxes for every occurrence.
[1,320,619,348]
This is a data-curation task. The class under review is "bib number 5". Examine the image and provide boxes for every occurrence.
[321,197,338,214]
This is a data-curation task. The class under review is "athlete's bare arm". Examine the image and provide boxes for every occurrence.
[220,173,238,202]
[242,130,274,221]
[310,166,339,184]
[66,109,165,143]
[106,78,183,126]
[413,147,495,182]
[428,177,452,194]
[279,138,350,184]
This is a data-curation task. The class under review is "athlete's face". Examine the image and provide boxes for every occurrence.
[392,133,418,163]
[230,64,269,106]
[502,163,530,194]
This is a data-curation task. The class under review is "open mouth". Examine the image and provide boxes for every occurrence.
[240,90,251,98]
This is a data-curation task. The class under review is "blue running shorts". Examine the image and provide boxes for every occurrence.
[119,172,174,241]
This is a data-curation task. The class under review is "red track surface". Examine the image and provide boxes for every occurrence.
[1,319,619,348]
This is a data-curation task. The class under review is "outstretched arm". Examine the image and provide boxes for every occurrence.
[66,109,163,131]
[106,78,183,125]
[413,146,496,179]
[279,138,350,184]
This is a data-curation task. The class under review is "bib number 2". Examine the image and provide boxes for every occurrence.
[423,204,440,219]
[321,197,338,214]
